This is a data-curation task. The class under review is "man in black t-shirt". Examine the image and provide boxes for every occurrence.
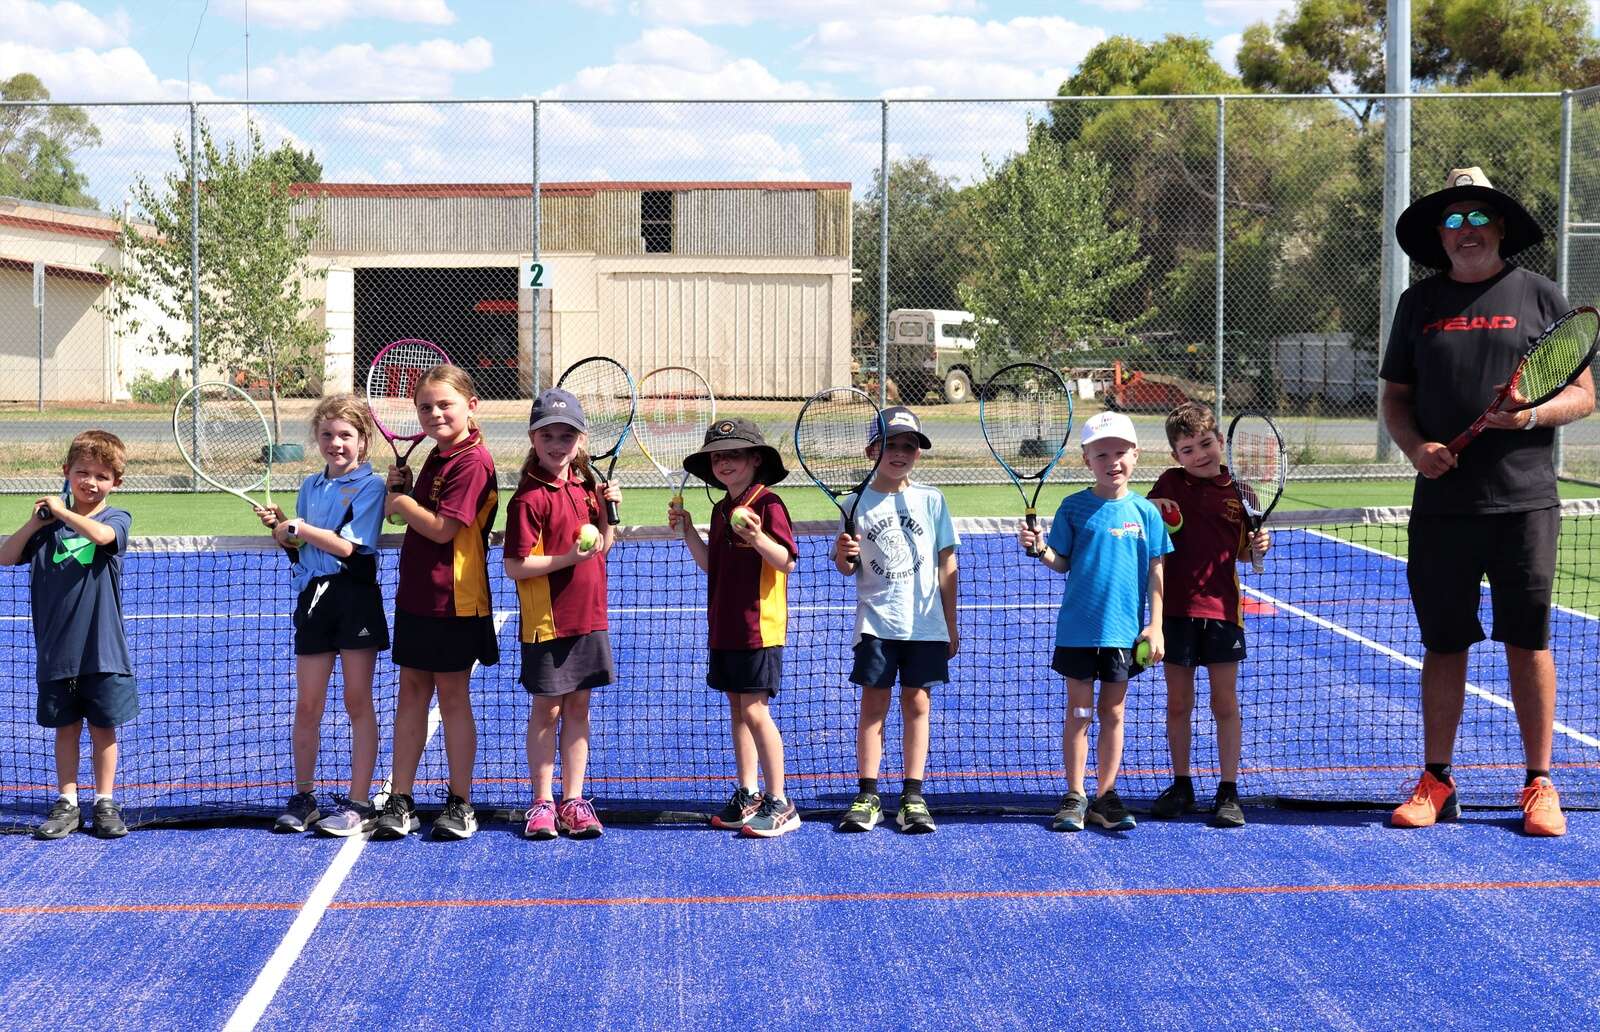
[1380,166,1595,837]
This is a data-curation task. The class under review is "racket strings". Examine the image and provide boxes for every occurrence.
[369,343,445,438]
[1228,430,1285,515]
[635,370,714,477]
[561,362,634,455]
[980,381,1071,478]
[796,395,879,493]
[1519,310,1599,402]
[174,388,270,491]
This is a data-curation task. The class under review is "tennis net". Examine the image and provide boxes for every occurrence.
[3,500,1598,829]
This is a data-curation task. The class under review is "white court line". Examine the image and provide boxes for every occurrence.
[1245,581,1600,750]
[224,611,511,1031]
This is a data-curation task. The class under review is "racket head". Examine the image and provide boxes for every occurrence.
[633,366,715,498]
[978,362,1074,481]
[558,356,636,461]
[1513,305,1600,407]
[793,386,885,512]
[1225,410,1288,524]
[172,381,272,497]
[366,338,451,442]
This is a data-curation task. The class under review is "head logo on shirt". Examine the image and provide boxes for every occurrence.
[52,535,96,567]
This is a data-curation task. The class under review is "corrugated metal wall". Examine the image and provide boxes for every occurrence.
[594,191,643,255]
[297,195,533,254]
[675,190,815,257]
[540,194,593,254]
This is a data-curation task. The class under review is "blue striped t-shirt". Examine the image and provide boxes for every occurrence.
[1045,489,1172,648]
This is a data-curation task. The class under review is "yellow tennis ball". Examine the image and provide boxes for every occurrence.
[730,506,755,530]
[1133,639,1152,667]
[577,523,601,553]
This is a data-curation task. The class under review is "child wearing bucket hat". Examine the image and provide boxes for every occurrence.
[669,418,802,837]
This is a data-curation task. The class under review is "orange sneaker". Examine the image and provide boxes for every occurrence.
[1390,771,1459,828]
[1520,777,1567,837]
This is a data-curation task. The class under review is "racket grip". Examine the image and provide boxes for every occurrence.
[605,498,620,525]
[35,504,50,521]
[1251,554,1264,574]
[1024,512,1041,558]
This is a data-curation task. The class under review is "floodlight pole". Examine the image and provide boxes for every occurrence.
[189,102,203,492]
[1555,90,1573,475]
[532,98,542,398]
[1378,0,1411,462]
[1214,97,1226,424]
[878,100,890,408]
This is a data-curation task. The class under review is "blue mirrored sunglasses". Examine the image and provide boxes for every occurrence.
[1441,209,1494,230]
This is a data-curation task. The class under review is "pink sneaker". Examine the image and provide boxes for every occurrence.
[557,797,604,839]
[523,799,557,840]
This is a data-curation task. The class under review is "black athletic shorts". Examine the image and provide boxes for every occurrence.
[707,646,783,697]
[1161,616,1247,668]
[392,610,500,672]
[1406,508,1558,653]
[293,575,390,656]
[520,630,615,697]
[37,671,139,729]
[849,635,949,689]
[1051,646,1143,683]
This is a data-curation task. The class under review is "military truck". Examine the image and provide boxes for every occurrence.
[885,308,985,403]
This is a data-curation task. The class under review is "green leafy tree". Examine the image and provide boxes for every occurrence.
[103,121,328,438]
[959,127,1146,363]
[851,156,971,346]
[260,141,323,184]
[0,73,101,207]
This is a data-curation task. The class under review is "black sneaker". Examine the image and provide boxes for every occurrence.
[836,791,882,832]
[35,798,81,840]
[273,791,321,833]
[432,795,478,840]
[1051,791,1088,832]
[1211,792,1246,829]
[1149,780,1195,820]
[710,786,762,830]
[740,794,800,838]
[895,793,937,834]
[92,798,128,839]
[1087,789,1136,831]
[370,793,419,840]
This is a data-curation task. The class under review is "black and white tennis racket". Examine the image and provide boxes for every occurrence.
[557,356,636,525]
[1225,410,1287,574]
[794,386,885,569]
[980,362,1073,557]
[1447,306,1599,455]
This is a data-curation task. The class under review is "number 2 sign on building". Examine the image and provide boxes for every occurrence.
[521,261,551,291]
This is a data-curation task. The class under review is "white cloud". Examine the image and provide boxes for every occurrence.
[216,37,493,100]
[629,0,978,27]
[0,40,191,100]
[1084,0,1147,10]
[614,28,729,74]
[0,1,130,49]
[218,0,455,31]
[1212,32,1244,74]
[1202,0,1296,26]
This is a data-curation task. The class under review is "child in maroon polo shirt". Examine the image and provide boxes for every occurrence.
[1145,402,1270,828]
[668,417,801,838]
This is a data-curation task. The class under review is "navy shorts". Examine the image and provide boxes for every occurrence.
[1051,646,1143,683]
[1161,616,1247,668]
[392,610,500,673]
[707,646,783,697]
[294,575,390,656]
[37,672,139,729]
[850,635,949,689]
[1407,509,1557,652]
[520,630,615,697]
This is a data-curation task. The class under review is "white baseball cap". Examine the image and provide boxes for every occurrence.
[1080,410,1138,448]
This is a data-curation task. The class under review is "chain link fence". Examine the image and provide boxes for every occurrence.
[0,93,1591,493]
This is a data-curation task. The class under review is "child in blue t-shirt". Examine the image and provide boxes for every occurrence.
[831,406,958,834]
[0,430,136,840]
[1018,411,1171,834]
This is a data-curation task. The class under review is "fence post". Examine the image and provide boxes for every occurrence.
[189,102,202,493]
[1213,97,1226,424]
[1555,90,1573,476]
[532,98,541,399]
[1378,2,1412,462]
[878,99,889,407]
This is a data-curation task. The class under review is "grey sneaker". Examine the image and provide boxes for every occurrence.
[710,786,762,830]
[895,794,937,834]
[370,794,419,840]
[1051,791,1088,832]
[92,797,128,839]
[432,794,478,840]
[836,791,882,833]
[1211,793,1246,829]
[274,791,321,833]
[36,798,80,840]
[314,797,373,837]
[740,794,800,838]
[1087,789,1136,831]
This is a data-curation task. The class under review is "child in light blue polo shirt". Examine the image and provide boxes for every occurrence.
[256,395,388,836]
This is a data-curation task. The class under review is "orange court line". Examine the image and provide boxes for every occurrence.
[5,879,1600,918]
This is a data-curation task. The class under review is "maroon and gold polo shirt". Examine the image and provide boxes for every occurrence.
[504,470,608,643]
[396,430,498,618]
[706,484,798,650]
[1146,466,1250,626]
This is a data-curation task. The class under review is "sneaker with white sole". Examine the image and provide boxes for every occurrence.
[740,794,800,838]
[432,794,478,840]
[273,791,320,834]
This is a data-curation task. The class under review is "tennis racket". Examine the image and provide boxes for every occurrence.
[979,362,1073,557]
[1446,305,1600,455]
[34,479,68,522]
[557,356,636,525]
[173,381,300,547]
[633,366,715,507]
[794,386,885,569]
[366,338,452,526]
[1225,410,1287,574]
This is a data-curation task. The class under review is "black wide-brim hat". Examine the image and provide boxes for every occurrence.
[683,417,789,486]
[1395,166,1543,270]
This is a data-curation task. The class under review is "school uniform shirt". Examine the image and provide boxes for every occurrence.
[1045,489,1173,649]
[1145,467,1249,626]
[23,507,133,681]
[290,463,386,594]
[839,482,959,643]
[396,430,498,618]
[706,485,798,650]
[504,470,608,643]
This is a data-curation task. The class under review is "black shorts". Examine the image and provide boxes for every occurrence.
[1407,508,1558,652]
[520,630,615,697]
[850,635,949,689]
[392,610,500,673]
[294,575,390,656]
[37,672,139,729]
[1051,646,1143,683]
[1161,616,1247,668]
[707,646,783,697]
